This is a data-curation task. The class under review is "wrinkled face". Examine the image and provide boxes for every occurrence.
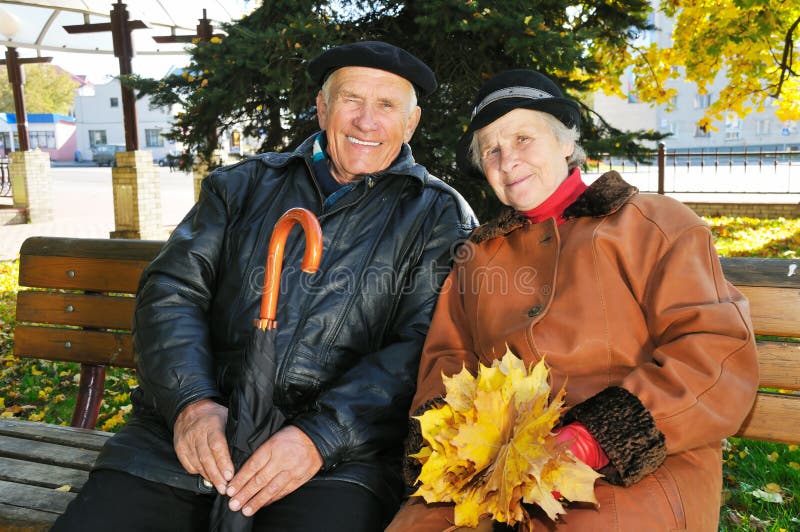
[475,108,574,212]
[316,66,421,184]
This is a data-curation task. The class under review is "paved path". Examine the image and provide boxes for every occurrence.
[0,166,196,260]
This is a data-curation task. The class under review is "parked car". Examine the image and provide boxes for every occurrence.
[92,144,126,167]
[155,151,182,168]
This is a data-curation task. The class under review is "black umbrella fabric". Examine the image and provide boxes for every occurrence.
[209,207,323,532]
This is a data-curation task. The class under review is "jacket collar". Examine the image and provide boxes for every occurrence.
[469,171,637,243]
[254,132,429,186]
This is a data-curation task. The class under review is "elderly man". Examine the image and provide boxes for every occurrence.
[53,41,476,532]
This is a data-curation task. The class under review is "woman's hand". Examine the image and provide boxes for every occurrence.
[555,422,609,470]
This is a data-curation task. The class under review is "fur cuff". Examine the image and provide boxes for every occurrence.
[563,386,666,487]
[402,397,447,493]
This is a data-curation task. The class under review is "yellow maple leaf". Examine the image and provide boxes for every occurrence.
[412,348,602,528]
[767,451,779,463]
[100,404,132,431]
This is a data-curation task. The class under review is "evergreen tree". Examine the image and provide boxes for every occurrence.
[127,0,664,219]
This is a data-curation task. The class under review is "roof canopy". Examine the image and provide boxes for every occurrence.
[0,1,254,57]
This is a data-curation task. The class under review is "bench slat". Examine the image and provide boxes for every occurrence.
[0,479,75,517]
[16,292,136,330]
[0,420,112,451]
[720,257,800,289]
[18,255,148,293]
[736,286,800,338]
[735,392,800,444]
[0,435,99,470]
[13,325,135,367]
[756,340,800,391]
[0,457,89,491]
[19,236,163,262]
[0,501,58,530]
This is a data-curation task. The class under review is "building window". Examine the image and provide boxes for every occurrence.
[29,131,56,149]
[660,119,678,137]
[694,93,712,109]
[145,129,164,148]
[110,97,119,107]
[89,130,107,147]
[694,125,711,138]
[724,116,742,141]
[669,95,678,109]
[756,119,771,136]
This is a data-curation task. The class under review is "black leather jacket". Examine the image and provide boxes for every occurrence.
[94,133,477,510]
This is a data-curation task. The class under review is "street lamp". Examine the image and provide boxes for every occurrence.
[0,6,52,152]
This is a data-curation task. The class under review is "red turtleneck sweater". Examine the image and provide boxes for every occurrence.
[520,167,587,225]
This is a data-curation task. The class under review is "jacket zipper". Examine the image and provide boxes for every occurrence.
[274,172,374,402]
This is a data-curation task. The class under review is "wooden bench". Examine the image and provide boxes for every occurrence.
[0,237,798,529]
[1,237,162,530]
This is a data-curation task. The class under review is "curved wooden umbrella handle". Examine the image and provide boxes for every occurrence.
[256,208,322,330]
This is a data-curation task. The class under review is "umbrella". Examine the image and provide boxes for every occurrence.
[210,207,323,532]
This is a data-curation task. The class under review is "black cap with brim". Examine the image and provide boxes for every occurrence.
[308,40,437,97]
[456,69,581,180]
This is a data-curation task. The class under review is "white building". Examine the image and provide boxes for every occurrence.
[593,8,800,155]
[72,78,180,162]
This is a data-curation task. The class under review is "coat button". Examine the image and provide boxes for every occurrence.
[527,305,543,317]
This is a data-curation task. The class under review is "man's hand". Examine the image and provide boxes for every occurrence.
[173,398,233,494]
[226,426,323,516]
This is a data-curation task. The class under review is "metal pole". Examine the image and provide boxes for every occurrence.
[657,142,665,195]
[4,47,29,151]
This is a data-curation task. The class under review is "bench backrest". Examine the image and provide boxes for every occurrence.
[11,238,800,443]
[14,237,163,428]
[721,257,800,444]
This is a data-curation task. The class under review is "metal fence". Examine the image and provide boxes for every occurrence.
[0,157,10,197]
[584,144,800,195]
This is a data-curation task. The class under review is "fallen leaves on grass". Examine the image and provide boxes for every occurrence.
[704,216,800,258]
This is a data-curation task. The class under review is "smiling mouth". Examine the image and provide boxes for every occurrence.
[347,136,380,147]
[506,175,530,187]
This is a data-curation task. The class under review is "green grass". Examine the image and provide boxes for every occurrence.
[721,439,800,531]
[1,216,799,530]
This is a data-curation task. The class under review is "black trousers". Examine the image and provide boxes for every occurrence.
[51,469,388,532]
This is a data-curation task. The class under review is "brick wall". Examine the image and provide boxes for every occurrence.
[9,150,53,223]
[110,150,165,240]
[683,202,800,218]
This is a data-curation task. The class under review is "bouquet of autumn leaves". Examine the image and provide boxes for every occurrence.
[410,349,602,530]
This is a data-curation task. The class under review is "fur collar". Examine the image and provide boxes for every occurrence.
[469,171,637,244]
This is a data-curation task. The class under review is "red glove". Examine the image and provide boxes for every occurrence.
[555,422,609,470]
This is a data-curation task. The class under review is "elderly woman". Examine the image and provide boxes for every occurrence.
[388,70,759,531]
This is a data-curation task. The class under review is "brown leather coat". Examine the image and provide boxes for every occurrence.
[389,172,759,531]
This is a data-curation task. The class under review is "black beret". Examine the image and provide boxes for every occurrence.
[308,40,437,97]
